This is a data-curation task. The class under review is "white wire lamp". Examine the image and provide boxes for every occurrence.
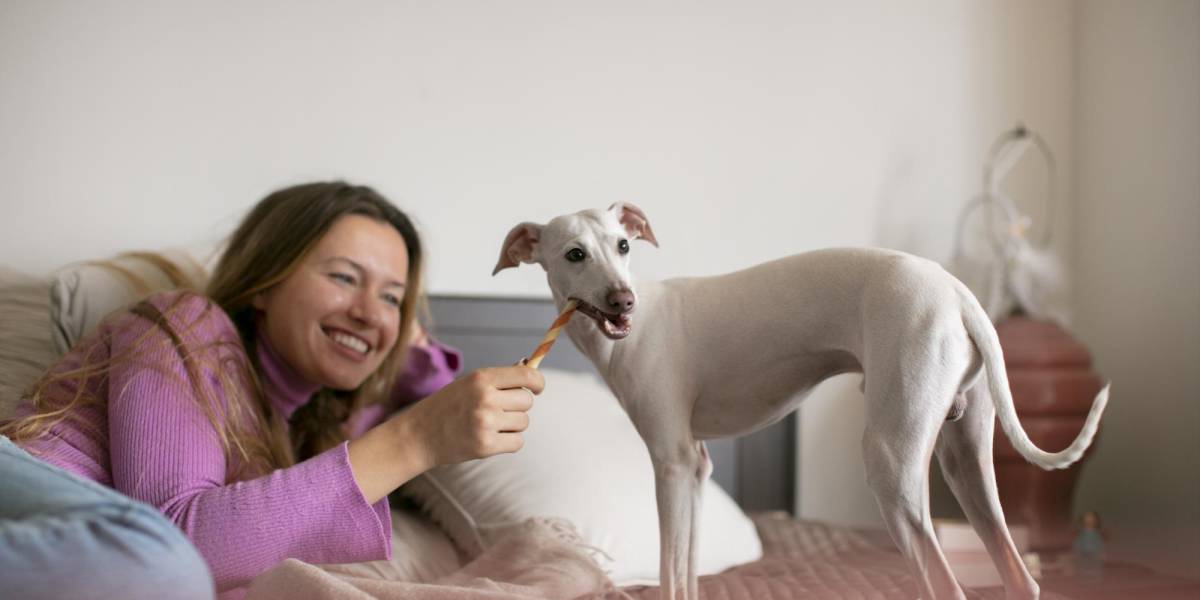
[951,122,1069,325]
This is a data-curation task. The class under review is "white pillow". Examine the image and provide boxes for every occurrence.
[401,368,763,586]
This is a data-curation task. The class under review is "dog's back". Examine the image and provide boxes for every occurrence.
[642,247,961,438]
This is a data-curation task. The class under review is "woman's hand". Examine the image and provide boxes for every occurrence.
[346,365,544,503]
[403,366,544,467]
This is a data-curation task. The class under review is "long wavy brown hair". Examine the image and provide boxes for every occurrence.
[1,181,424,480]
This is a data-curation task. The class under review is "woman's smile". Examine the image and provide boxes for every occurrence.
[323,326,372,359]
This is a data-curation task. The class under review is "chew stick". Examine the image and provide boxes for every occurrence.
[525,299,578,369]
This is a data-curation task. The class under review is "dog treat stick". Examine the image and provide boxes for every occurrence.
[525,300,578,369]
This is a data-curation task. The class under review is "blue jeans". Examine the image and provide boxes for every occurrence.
[0,436,214,599]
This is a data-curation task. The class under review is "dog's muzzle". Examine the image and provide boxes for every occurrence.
[572,299,633,340]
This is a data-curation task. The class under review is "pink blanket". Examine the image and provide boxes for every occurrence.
[245,517,613,600]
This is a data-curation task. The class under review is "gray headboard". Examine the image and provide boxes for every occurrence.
[427,294,795,514]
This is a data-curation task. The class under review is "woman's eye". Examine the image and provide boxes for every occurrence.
[618,239,630,254]
[382,293,402,307]
[330,272,356,284]
[565,248,586,262]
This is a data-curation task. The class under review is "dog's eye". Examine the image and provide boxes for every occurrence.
[565,248,586,262]
[617,239,630,254]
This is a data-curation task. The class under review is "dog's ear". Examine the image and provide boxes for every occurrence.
[609,202,659,247]
[493,222,543,275]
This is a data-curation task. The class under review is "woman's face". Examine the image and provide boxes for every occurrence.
[254,214,410,390]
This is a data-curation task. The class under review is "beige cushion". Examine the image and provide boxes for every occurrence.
[49,251,208,354]
[0,267,57,421]
[1,251,208,421]
[401,368,764,586]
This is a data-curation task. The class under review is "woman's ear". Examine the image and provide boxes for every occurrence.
[251,289,269,311]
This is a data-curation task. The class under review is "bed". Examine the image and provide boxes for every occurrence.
[249,293,1200,600]
[3,257,1197,599]
[248,294,1077,600]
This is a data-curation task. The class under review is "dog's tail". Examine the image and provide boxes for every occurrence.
[959,286,1110,471]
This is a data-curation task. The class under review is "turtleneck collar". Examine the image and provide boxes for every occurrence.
[255,327,321,420]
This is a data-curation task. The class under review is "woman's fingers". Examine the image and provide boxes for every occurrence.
[493,432,526,454]
[476,365,545,396]
[496,387,535,412]
[495,409,530,433]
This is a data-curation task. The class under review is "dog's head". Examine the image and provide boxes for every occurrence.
[493,203,658,340]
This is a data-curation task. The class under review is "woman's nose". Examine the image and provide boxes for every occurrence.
[348,292,387,327]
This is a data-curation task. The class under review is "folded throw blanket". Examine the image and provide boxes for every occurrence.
[246,517,613,600]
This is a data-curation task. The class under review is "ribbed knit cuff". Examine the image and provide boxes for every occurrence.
[326,441,392,562]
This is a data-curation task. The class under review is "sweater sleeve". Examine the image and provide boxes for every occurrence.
[391,336,462,405]
[104,294,390,592]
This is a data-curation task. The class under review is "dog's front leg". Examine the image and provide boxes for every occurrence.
[653,458,694,600]
[650,441,707,600]
[687,442,712,600]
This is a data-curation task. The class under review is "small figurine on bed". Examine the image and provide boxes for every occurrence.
[1072,510,1106,577]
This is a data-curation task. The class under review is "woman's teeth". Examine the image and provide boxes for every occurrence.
[329,330,369,354]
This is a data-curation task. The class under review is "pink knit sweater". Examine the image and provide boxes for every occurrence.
[14,291,461,594]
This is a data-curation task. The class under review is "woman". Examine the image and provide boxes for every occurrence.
[0,182,544,598]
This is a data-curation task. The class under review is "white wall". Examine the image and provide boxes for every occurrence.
[794,1,1079,527]
[1073,0,1200,579]
[0,1,1071,292]
[1,1,1089,531]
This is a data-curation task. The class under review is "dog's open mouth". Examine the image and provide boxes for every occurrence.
[571,299,632,340]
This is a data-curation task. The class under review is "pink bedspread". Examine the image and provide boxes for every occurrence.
[590,512,1071,600]
[249,512,1112,599]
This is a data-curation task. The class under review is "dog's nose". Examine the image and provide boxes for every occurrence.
[607,289,635,313]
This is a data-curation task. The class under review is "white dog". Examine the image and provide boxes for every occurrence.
[493,204,1108,600]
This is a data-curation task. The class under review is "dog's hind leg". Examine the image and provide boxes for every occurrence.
[862,362,968,599]
[935,386,1040,600]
